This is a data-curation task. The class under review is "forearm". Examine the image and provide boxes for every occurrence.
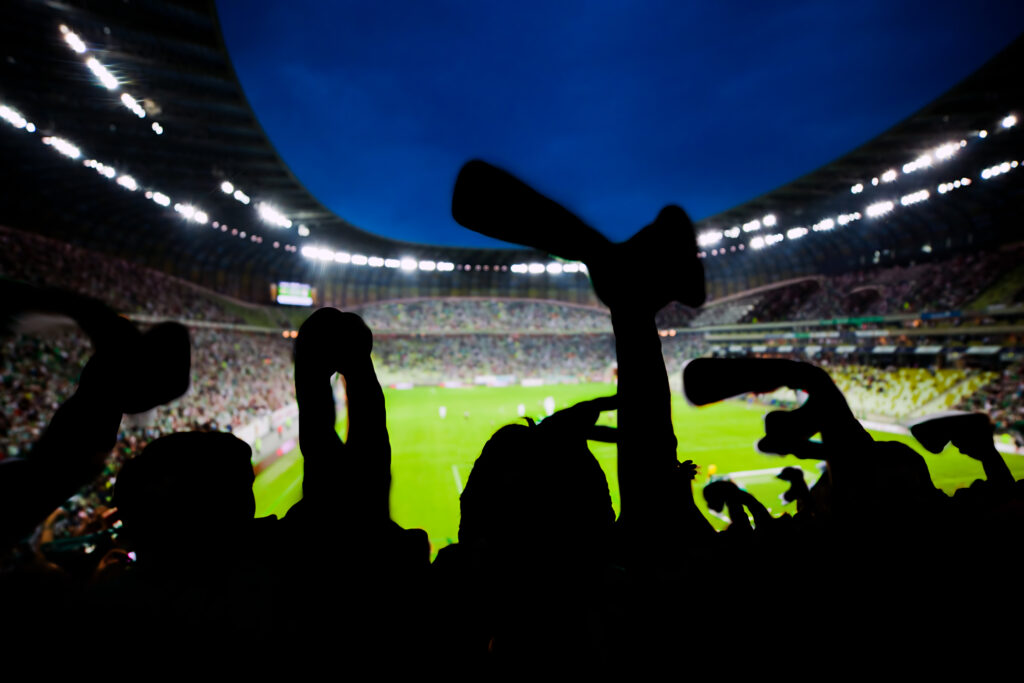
[341,361,390,462]
[978,445,1014,487]
[612,309,677,522]
[1,388,121,547]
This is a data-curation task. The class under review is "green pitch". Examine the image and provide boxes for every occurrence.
[252,383,1024,554]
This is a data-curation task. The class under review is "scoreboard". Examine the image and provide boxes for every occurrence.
[274,281,314,306]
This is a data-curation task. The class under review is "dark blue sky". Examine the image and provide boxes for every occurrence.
[218,1,1023,248]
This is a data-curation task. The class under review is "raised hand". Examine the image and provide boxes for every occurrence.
[451,159,705,313]
[538,395,617,443]
[910,411,1013,488]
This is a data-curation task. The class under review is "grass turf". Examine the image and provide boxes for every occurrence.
[252,383,1024,553]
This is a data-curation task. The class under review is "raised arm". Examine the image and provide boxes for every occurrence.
[294,307,390,523]
[1,319,189,548]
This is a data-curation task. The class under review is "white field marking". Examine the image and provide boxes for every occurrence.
[452,464,464,494]
[722,466,790,480]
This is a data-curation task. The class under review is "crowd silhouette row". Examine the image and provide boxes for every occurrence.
[2,162,1022,661]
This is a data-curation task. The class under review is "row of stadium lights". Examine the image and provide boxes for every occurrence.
[54,22,585,275]
[2,98,300,252]
[60,25,164,136]
[696,113,1018,257]
[25,20,1024,269]
[54,24,310,251]
[295,246,589,275]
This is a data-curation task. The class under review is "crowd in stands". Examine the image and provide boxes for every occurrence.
[0,226,244,324]
[663,250,1020,329]
[957,361,1024,444]
[739,251,1017,324]
[827,364,990,420]
[354,298,611,334]
[372,333,615,381]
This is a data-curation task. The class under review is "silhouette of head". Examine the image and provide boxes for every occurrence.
[458,421,614,557]
[114,432,255,554]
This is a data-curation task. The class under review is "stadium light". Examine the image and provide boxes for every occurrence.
[220,181,234,194]
[84,159,116,178]
[866,200,894,218]
[85,57,118,90]
[1002,114,1017,129]
[562,263,580,273]
[419,260,436,271]
[933,142,958,161]
[723,227,740,239]
[697,230,723,246]
[742,219,761,232]
[367,256,384,267]
[352,254,368,265]
[116,175,137,191]
[787,227,808,240]
[528,263,545,274]
[546,262,563,275]
[150,192,170,206]
[812,218,834,232]
[120,93,146,118]
[900,189,929,206]
[233,190,250,204]
[334,251,351,263]
[173,203,207,223]
[297,224,310,237]
[510,264,528,274]
[400,257,417,271]
[257,202,291,228]
[762,214,777,227]
[41,136,81,159]
[151,122,163,135]
[384,258,400,268]
[881,169,897,183]
[750,236,766,249]
[0,104,31,130]
[60,26,87,54]
[978,129,988,139]
[850,183,864,194]
[765,233,784,245]
[902,154,932,174]
[437,261,455,272]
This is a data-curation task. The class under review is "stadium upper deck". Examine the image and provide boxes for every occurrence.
[0,0,1020,307]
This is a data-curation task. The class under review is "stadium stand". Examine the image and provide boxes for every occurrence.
[352,298,611,334]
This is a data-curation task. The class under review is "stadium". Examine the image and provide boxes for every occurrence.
[2,0,1023,659]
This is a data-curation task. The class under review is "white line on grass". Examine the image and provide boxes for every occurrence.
[452,464,464,494]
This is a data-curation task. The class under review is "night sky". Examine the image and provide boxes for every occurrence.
[217,1,1024,248]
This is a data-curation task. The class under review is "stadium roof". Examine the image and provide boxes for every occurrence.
[0,1,1020,292]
